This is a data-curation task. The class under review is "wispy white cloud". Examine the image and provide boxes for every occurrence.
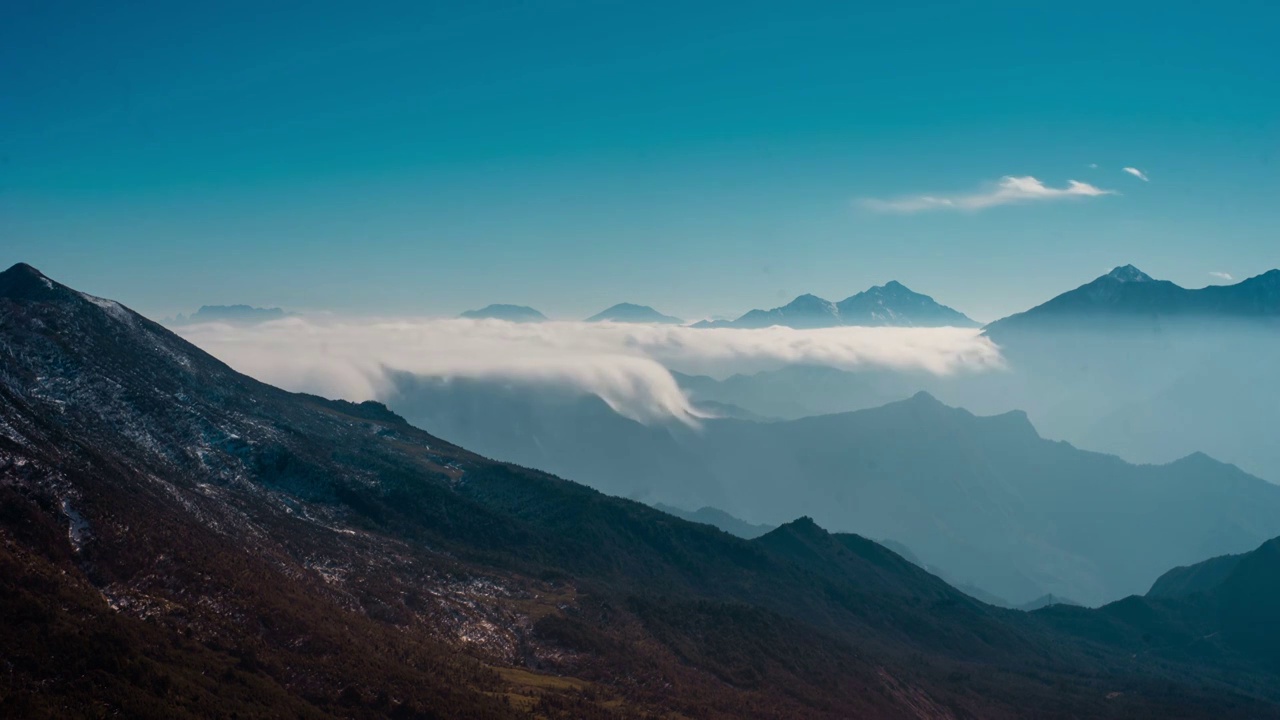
[174,318,1004,424]
[859,176,1115,213]
[1087,163,1099,169]
[1122,167,1149,182]
[1209,271,1233,281]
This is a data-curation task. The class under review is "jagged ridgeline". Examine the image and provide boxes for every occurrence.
[4,262,1280,719]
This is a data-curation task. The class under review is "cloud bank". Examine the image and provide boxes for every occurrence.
[1209,271,1233,281]
[1122,167,1149,182]
[860,176,1115,213]
[174,318,1004,424]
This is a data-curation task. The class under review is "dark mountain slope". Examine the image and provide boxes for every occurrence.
[1033,535,1280,696]
[3,262,1280,717]
[1140,537,1280,668]
[382,373,723,508]
[1148,553,1247,600]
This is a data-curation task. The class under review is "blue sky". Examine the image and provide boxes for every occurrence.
[3,0,1277,322]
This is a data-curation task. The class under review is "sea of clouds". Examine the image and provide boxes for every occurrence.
[174,317,1004,424]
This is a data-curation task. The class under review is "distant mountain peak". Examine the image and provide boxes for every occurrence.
[1169,450,1233,471]
[870,280,914,294]
[176,304,288,325]
[906,390,943,405]
[777,293,838,313]
[585,302,683,324]
[770,516,829,539]
[1103,264,1154,283]
[838,283,980,328]
[459,304,548,322]
[602,302,648,312]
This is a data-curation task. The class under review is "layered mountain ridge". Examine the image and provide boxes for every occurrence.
[5,262,1280,718]
[389,376,1280,608]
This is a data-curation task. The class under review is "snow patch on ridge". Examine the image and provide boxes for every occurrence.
[79,292,135,325]
[60,497,91,552]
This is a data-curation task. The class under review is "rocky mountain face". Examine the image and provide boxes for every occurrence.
[4,263,1280,718]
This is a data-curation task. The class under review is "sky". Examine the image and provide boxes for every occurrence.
[3,0,1277,323]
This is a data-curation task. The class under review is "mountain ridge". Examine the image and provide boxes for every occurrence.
[985,265,1280,336]
[692,282,978,329]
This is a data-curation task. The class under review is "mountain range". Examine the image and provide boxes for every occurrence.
[457,302,685,324]
[693,281,978,328]
[186,264,1278,333]
[384,373,1280,607]
[8,261,1280,717]
[668,264,1280,483]
[171,304,289,325]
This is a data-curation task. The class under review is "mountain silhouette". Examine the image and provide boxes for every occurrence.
[651,503,776,539]
[1144,536,1280,667]
[459,303,548,322]
[692,282,977,328]
[585,302,683,323]
[171,304,288,324]
[985,264,1280,336]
